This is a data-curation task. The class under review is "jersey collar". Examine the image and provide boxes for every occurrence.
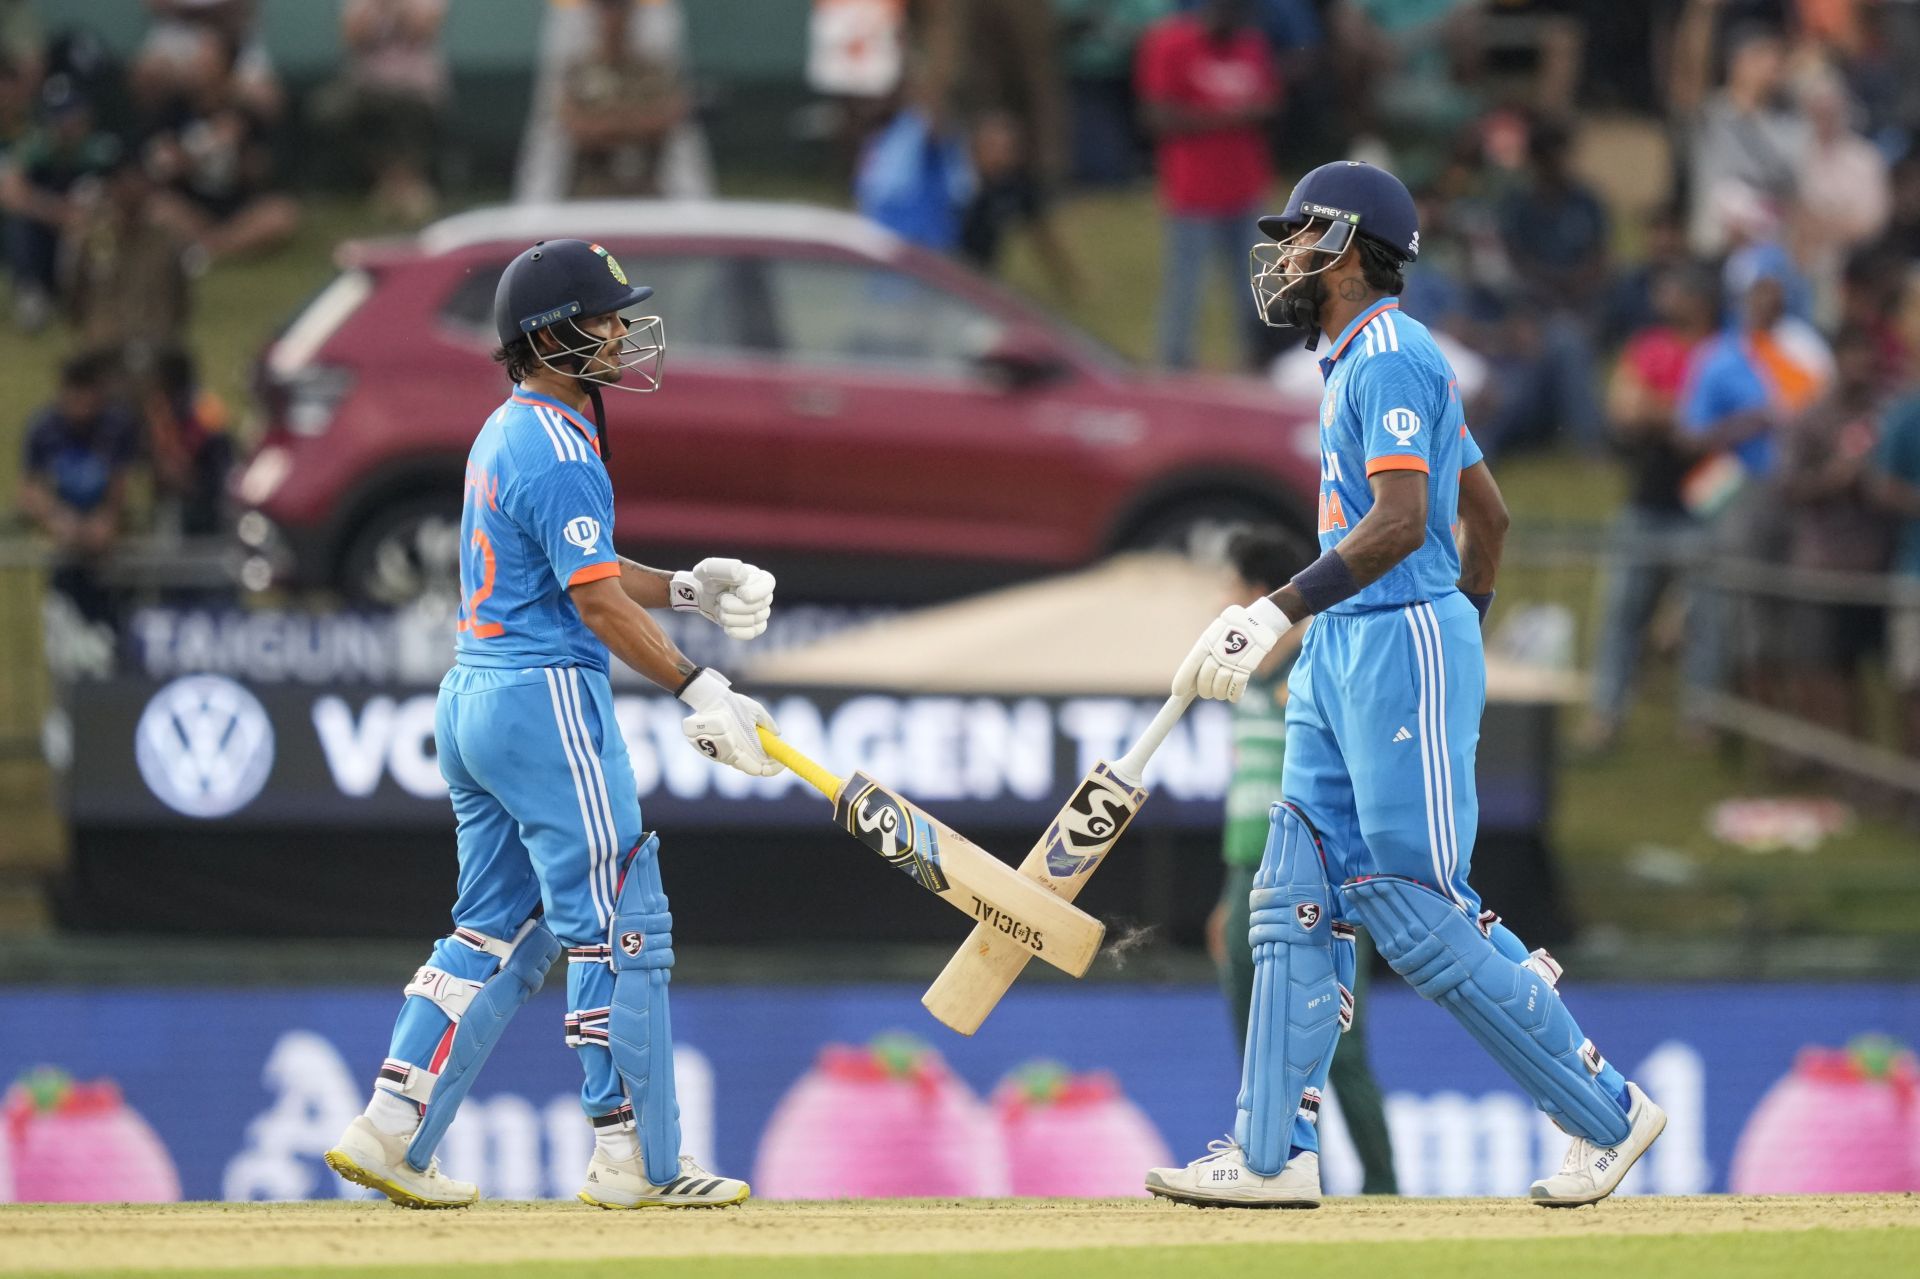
[509,387,601,455]
[1318,298,1402,377]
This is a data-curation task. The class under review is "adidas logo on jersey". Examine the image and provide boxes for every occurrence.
[1391,726,1412,743]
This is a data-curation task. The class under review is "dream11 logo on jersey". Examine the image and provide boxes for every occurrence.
[135,674,276,818]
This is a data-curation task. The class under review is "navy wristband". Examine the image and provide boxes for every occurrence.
[1464,589,1495,621]
[1289,550,1362,616]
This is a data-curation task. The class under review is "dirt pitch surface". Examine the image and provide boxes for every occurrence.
[1,1196,1915,1275]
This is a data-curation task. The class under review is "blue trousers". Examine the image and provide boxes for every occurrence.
[1248,594,1627,1161]
[384,664,649,1125]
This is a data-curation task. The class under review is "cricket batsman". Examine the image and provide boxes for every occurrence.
[325,239,785,1209]
[1145,162,1666,1208]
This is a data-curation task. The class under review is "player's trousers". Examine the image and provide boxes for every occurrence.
[381,664,670,1140]
[1245,593,1628,1164]
[1220,862,1398,1194]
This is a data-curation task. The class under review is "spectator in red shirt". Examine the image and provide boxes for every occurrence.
[1135,0,1278,370]
[1581,265,1719,752]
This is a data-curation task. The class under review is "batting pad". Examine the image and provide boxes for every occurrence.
[609,834,682,1186]
[1346,875,1632,1146]
[403,917,561,1171]
[1235,802,1343,1174]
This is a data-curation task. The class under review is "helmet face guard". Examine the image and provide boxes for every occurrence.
[529,310,666,394]
[1248,214,1358,330]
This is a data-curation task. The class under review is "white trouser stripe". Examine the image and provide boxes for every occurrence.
[561,667,621,922]
[1408,603,1464,906]
[1418,603,1463,897]
[545,668,608,925]
[557,668,615,927]
[1402,607,1449,899]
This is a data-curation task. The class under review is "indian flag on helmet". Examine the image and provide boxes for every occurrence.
[589,243,628,286]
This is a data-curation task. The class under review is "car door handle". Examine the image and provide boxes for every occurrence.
[786,386,843,418]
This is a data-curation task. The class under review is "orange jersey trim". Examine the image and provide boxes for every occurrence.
[1366,454,1430,476]
[1325,301,1402,363]
[511,394,603,456]
[568,561,622,587]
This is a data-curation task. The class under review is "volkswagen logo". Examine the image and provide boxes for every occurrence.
[135,675,275,818]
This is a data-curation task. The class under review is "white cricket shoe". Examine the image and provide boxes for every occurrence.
[324,1115,478,1209]
[1530,1082,1667,1207]
[1145,1138,1320,1208]
[578,1150,750,1209]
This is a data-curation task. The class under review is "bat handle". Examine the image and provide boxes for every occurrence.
[1112,691,1195,786]
[755,725,843,800]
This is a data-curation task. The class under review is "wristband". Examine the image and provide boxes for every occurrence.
[1289,550,1361,617]
[675,665,714,700]
[1464,589,1495,621]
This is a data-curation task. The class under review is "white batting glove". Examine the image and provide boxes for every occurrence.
[1173,597,1292,702]
[678,668,784,777]
[670,557,776,641]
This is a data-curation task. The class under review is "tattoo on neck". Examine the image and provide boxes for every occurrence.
[1339,277,1369,302]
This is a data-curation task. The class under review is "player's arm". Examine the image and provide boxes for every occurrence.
[570,576,783,778]
[570,575,697,690]
[1270,471,1427,622]
[1455,459,1508,621]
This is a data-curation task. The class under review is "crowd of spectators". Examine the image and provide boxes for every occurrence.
[14,1,1920,778]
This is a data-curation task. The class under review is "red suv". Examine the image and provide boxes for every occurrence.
[233,201,1321,603]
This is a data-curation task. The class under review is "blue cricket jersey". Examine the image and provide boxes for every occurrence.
[453,388,622,672]
[1312,298,1482,613]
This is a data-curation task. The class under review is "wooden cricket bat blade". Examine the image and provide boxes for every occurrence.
[922,693,1192,1034]
[755,727,1105,978]
[830,771,1104,978]
[922,762,1147,1031]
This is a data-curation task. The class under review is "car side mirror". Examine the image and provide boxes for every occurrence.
[973,329,1071,392]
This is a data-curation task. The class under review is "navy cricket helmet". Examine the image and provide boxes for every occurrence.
[1249,161,1418,343]
[492,238,665,393]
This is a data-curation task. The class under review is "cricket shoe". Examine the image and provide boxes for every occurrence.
[1145,1138,1320,1208]
[578,1151,750,1209]
[324,1116,478,1209]
[1530,1082,1667,1207]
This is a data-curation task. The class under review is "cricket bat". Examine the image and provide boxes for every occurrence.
[921,692,1194,1034]
[756,726,1106,978]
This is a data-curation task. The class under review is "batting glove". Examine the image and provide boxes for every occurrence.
[678,668,783,777]
[1173,597,1292,703]
[670,557,776,641]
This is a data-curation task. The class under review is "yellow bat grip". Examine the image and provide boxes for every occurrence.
[756,725,843,800]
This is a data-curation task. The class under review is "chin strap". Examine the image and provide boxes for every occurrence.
[1272,293,1323,351]
[586,381,610,461]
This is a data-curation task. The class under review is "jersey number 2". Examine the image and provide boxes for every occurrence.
[459,528,504,639]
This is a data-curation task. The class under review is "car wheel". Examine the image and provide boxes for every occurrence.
[1122,496,1313,568]
[338,497,464,607]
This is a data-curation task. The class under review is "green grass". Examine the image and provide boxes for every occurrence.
[36,1230,1920,1279]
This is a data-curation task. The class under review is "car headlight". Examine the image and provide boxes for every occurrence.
[236,446,293,507]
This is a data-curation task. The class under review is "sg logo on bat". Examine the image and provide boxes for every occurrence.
[1045,767,1146,878]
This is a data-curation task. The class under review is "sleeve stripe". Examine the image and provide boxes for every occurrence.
[1366,454,1431,476]
[567,561,621,587]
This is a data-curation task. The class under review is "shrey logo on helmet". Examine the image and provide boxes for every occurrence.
[135,674,276,818]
